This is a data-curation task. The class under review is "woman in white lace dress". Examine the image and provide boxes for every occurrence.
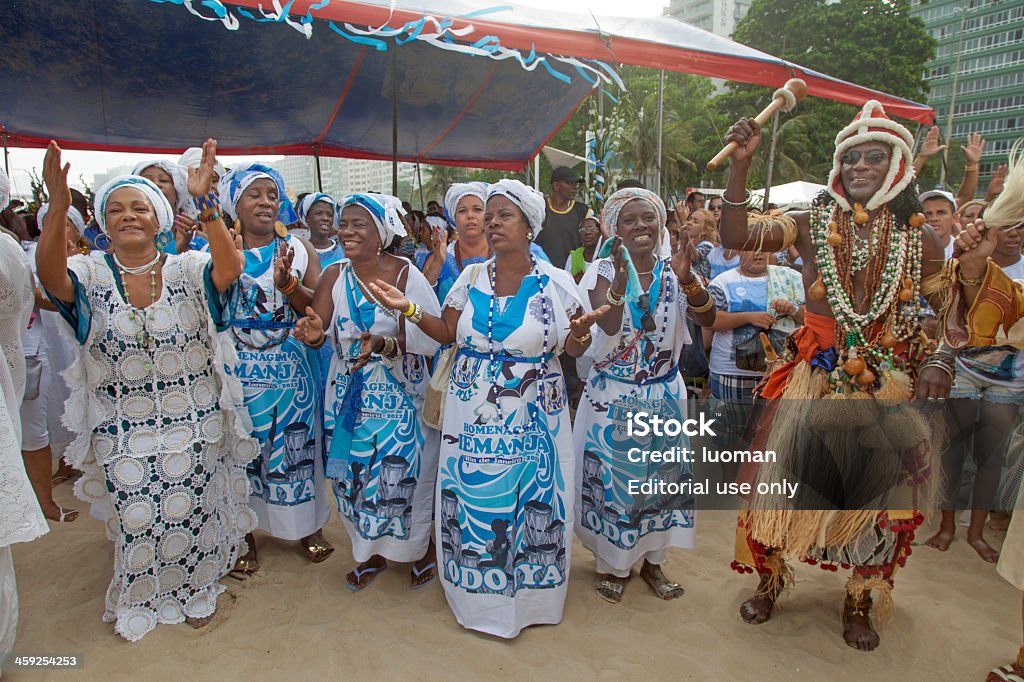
[36,141,258,641]
[0,168,49,669]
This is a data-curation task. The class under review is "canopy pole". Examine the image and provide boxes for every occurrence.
[534,155,540,191]
[2,134,9,177]
[763,110,780,211]
[391,48,399,196]
[314,145,323,193]
[416,162,425,210]
[655,70,664,196]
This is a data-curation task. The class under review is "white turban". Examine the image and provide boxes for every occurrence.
[486,179,546,236]
[37,203,86,236]
[340,193,408,246]
[425,215,447,232]
[600,187,668,236]
[224,164,298,225]
[178,147,228,179]
[444,182,488,227]
[94,175,175,250]
[298,192,338,228]
[131,160,195,217]
[0,168,9,212]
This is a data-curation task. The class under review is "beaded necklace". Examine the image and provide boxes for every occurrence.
[487,255,548,434]
[810,204,922,369]
[349,262,400,321]
[113,252,161,356]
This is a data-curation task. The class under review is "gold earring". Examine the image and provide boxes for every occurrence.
[274,220,288,238]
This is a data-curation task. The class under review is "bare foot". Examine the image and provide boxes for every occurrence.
[740,574,782,624]
[925,528,954,551]
[843,596,880,652]
[989,512,1011,532]
[968,534,999,563]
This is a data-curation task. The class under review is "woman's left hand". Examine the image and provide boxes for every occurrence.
[275,241,296,289]
[352,331,383,371]
[187,138,218,198]
[368,279,410,312]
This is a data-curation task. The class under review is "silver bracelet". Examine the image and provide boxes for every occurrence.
[720,190,750,209]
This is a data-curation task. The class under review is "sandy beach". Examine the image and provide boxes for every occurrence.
[8,482,1016,681]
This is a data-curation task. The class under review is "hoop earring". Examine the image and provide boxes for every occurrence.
[233,218,242,234]
[274,220,288,238]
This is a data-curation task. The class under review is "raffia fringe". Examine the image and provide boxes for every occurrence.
[846,574,894,625]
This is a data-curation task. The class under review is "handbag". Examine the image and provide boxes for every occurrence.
[422,263,485,430]
[734,327,788,373]
[24,355,43,401]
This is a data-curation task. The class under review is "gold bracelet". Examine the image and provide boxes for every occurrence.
[964,164,978,172]
[570,330,592,344]
[680,277,704,297]
[689,294,715,314]
[606,287,625,306]
[407,303,423,325]
[956,262,987,287]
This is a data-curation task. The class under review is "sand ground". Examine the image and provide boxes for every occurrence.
[7,482,1017,681]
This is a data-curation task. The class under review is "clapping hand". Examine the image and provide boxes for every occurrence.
[294,306,324,344]
[274,241,296,289]
[187,138,218,198]
[352,331,383,371]
[42,141,71,213]
[671,233,693,283]
[569,305,611,339]
[367,279,411,312]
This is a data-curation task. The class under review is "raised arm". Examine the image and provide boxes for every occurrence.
[913,126,946,176]
[36,142,76,303]
[188,139,242,293]
[956,133,984,207]
[718,118,794,254]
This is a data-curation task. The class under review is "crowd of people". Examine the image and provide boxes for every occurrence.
[0,99,1022,677]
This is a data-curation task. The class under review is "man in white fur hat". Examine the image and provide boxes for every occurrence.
[718,101,956,651]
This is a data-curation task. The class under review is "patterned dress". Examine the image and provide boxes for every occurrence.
[324,261,440,562]
[573,258,696,575]
[227,235,331,540]
[438,258,582,638]
[49,251,257,641]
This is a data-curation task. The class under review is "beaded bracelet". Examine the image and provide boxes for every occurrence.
[279,274,298,296]
[198,210,222,225]
[720,190,750,209]
[956,264,987,287]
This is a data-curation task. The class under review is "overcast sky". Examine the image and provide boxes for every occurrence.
[4,0,668,197]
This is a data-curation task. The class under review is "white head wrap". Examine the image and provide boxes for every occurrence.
[600,187,668,237]
[131,159,195,217]
[37,203,86,236]
[94,175,175,249]
[298,192,338,228]
[486,179,546,236]
[224,164,298,225]
[444,182,488,227]
[425,215,447,232]
[0,168,10,212]
[178,147,228,179]
[340,193,408,246]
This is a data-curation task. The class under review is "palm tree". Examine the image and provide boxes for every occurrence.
[421,164,466,206]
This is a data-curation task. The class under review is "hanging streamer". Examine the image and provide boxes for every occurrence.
[145,0,622,89]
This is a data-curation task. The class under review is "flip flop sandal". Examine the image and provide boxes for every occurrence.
[596,576,628,604]
[642,572,685,600]
[50,506,79,523]
[410,561,437,590]
[989,664,1024,682]
[302,538,335,563]
[346,563,388,592]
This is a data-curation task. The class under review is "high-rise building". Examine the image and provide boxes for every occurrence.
[911,0,1024,190]
[274,156,422,201]
[665,0,752,38]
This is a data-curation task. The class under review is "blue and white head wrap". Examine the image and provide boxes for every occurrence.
[131,159,195,217]
[340,193,407,246]
[225,164,298,225]
[297,192,338,228]
[94,175,175,251]
[486,179,546,236]
[37,203,86,236]
[444,182,488,228]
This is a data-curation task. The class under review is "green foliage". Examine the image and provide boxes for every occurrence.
[716,0,935,187]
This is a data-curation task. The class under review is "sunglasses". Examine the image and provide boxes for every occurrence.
[841,150,890,166]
